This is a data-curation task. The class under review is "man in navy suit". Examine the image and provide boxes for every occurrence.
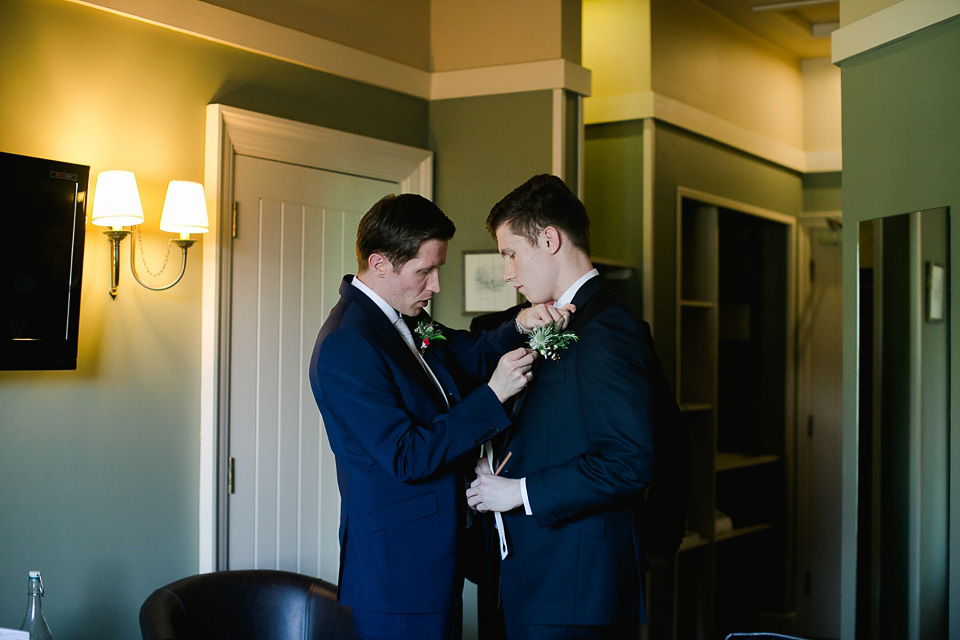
[467,175,675,639]
[309,193,571,640]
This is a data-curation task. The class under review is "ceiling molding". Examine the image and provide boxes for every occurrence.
[67,0,590,101]
[832,0,960,64]
[585,91,841,173]
[431,59,591,100]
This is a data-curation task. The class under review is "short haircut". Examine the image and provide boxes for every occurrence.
[356,193,456,272]
[486,174,590,254]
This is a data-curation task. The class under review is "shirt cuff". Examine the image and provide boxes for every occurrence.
[520,477,533,515]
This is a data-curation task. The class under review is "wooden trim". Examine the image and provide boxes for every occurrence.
[199,104,432,571]
[586,91,841,174]
[677,186,798,226]
[431,59,591,100]
[67,0,592,100]
[832,0,960,64]
[642,119,655,331]
[68,0,430,97]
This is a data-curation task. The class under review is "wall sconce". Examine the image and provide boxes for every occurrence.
[91,170,209,298]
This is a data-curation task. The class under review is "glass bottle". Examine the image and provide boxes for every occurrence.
[19,571,53,640]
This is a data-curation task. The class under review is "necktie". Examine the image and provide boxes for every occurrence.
[394,315,449,408]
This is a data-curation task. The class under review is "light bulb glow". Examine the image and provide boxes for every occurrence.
[159,181,209,236]
[91,170,145,228]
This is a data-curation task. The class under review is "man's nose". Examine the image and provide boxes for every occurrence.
[427,270,441,293]
[503,262,514,282]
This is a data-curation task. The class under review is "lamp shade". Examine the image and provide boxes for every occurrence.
[91,170,145,227]
[159,180,209,235]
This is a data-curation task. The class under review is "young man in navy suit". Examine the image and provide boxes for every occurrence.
[467,175,677,640]
[309,193,571,640]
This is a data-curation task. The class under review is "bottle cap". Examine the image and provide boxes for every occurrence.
[28,571,41,578]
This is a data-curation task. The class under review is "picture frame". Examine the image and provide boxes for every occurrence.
[463,250,518,314]
[926,261,945,322]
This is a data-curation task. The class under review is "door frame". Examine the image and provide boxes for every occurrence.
[795,211,843,636]
[199,104,433,571]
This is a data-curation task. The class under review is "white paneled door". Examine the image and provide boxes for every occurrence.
[227,153,395,581]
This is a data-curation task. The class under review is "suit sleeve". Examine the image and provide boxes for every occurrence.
[524,306,654,527]
[439,315,525,380]
[314,329,512,483]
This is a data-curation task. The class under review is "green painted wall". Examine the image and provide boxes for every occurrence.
[803,171,842,213]
[584,120,645,268]
[652,123,802,382]
[0,1,427,638]
[428,91,554,329]
[839,15,960,639]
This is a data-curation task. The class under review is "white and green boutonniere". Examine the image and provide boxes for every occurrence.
[526,321,578,360]
[414,320,446,354]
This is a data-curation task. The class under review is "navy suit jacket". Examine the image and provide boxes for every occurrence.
[496,276,661,626]
[308,276,523,615]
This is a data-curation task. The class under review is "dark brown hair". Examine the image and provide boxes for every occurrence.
[486,174,590,254]
[356,193,456,272]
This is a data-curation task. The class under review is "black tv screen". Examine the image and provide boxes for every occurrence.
[0,151,89,370]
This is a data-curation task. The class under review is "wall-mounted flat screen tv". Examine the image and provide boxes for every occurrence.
[0,151,89,370]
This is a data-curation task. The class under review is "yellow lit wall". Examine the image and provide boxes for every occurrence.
[583,0,651,98]
[650,0,804,150]
[431,0,581,71]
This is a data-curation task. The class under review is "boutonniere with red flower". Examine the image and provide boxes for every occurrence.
[526,321,578,360]
[414,320,446,354]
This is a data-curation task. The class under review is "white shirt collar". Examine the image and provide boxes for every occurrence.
[554,269,599,309]
[351,275,401,323]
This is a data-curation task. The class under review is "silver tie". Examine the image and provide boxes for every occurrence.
[395,316,449,409]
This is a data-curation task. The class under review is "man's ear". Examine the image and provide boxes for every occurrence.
[367,252,390,277]
[541,226,562,255]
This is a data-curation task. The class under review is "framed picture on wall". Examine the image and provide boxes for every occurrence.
[463,250,517,314]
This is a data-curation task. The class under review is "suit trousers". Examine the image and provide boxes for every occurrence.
[351,606,462,640]
[504,620,639,640]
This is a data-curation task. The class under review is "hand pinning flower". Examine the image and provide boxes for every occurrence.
[414,320,446,354]
[526,321,578,360]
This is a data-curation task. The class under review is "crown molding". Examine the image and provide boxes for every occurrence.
[832,0,960,64]
[67,0,590,100]
[431,59,591,100]
[585,91,840,174]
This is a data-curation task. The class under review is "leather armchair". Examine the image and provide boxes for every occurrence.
[139,569,360,640]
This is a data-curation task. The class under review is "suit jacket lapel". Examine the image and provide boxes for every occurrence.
[510,275,603,420]
[340,278,450,406]
[410,311,460,405]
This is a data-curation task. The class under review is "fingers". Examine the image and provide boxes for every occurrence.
[475,457,493,476]
[553,304,575,330]
[465,481,486,511]
[516,303,576,330]
[488,348,537,403]
[465,475,524,512]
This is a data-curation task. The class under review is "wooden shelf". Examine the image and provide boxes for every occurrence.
[678,531,709,552]
[669,196,793,639]
[715,523,774,543]
[679,402,713,412]
[680,299,716,309]
[715,452,780,472]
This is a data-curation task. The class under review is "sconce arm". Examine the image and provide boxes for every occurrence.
[129,237,196,292]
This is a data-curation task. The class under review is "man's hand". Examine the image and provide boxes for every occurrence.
[487,347,536,403]
[474,457,493,477]
[516,303,575,332]
[467,473,523,513]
